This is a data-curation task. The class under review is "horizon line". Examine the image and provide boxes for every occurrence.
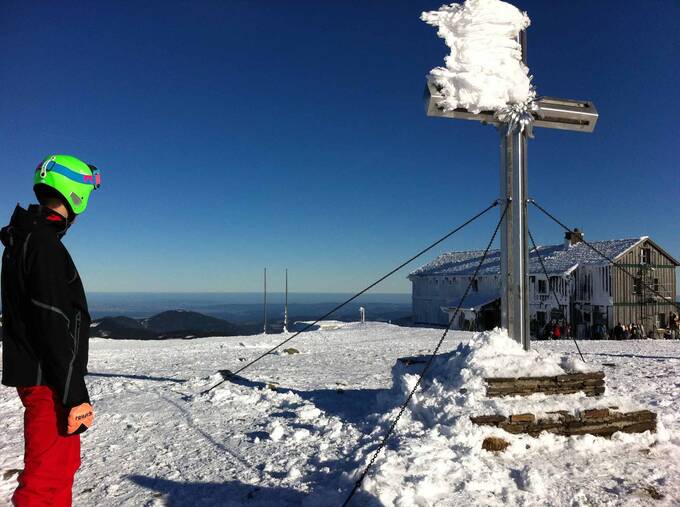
[87,290,412,295]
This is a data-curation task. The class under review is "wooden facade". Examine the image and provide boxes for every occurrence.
[611,238,678,334]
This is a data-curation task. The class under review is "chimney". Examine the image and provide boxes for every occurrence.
[564,228,584,248]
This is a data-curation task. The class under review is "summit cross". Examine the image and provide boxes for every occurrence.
[425,32,599,351]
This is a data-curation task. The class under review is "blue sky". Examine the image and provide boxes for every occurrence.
[1,1,678,293]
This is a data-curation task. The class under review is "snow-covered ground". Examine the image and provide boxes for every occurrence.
[1,323,678,506]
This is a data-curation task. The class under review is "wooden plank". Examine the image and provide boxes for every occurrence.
[484,372,606,397]
[471,409,656,437]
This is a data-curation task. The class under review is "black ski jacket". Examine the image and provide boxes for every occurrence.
[1,205,91,407]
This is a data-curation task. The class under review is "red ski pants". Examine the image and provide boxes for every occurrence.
[13,386,81,507]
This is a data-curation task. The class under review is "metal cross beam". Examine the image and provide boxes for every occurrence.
[425,82,599,133]
[424,32,598,350]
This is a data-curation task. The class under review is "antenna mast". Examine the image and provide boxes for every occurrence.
[284,268,289,333]
[263,267,268,334]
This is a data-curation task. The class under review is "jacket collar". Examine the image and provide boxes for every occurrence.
[1,205,70,247]
[29,204,71,237]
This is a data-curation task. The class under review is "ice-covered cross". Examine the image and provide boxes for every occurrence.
[422,0,598,350]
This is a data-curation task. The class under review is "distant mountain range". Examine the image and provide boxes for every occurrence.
[89,302,415,339]
[2,301,414,340]
[91,310,241,339]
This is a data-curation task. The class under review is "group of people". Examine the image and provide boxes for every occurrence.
[612,322,646,340]
[540,319,571,340]
[538,314,680,341]
[611,314,680,340]
[669,312,679,338]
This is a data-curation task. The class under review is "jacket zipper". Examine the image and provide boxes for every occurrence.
[74,311,81,356]
[62,310,81,405]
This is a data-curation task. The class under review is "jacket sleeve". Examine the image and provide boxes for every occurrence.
[25,231,89,407]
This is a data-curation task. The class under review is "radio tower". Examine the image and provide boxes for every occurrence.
[284,268,289,333]
[263,268,268,334]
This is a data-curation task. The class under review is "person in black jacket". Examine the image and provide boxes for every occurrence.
[1,154,101,506]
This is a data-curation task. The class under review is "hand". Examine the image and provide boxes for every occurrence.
[67,403,94,435]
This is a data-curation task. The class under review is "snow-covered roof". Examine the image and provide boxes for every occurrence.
[409,238,644,278]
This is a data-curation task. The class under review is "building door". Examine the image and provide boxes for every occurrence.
[536,311,547,338]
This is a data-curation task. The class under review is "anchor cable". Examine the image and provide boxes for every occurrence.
[341,200,509,507]
[527,228,586,361]
[198,200,500,397]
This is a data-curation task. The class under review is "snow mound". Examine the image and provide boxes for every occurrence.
[422,0,535,113]
[352,329,663,505]
[384,329,611,423]
[438,327,595,379]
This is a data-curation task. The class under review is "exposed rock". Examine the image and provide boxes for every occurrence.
[482,437,510,452]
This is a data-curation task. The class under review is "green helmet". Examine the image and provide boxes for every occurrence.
[33,154,101,215]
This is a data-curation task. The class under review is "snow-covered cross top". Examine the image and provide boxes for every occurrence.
[422,0,598,350]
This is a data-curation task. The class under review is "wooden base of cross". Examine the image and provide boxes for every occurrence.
[472,407,657,438]
[397,357,658,439]
[471,371,657,439]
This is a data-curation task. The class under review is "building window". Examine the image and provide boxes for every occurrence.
[633,276,642,295]
[653,278,659,292]
[538,279,547,294]
[642,248,651,264]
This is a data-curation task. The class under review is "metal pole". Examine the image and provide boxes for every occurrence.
[284,268,289,333]
[512,129,530,350]
[263,268,267,334]
[498,30,531,351]
[500,129,512,334]
[517,30,529,351]
[500,127,530,350]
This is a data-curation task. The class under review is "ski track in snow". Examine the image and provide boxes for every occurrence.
[1,322,678,506]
